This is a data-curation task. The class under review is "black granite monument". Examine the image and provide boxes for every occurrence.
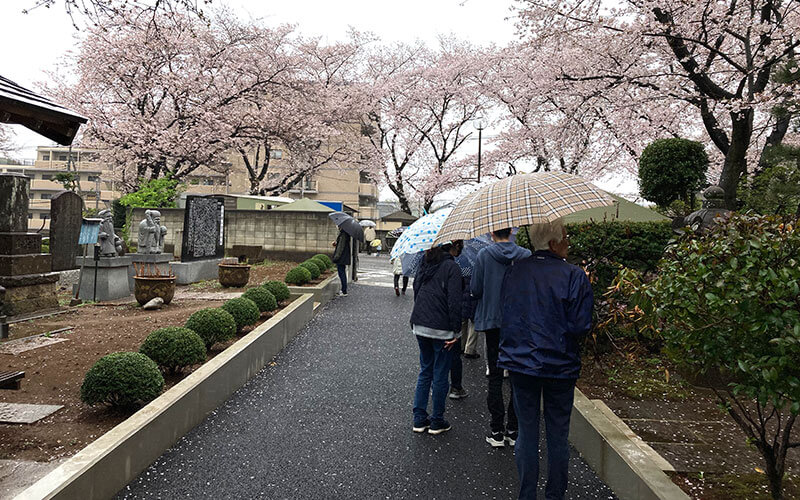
[181,196,224,262]
[49,191,83,271]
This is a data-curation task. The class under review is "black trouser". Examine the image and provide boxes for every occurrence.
[393,274,409,291]
[485,328,517,433]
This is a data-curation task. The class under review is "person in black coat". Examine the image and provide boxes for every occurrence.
[332,229,351,295]
[410,240,463,435]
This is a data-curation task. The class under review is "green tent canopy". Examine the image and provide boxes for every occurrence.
[563,194,668,223]
[272,198,334,213]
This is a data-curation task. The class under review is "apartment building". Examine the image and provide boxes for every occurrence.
[5,143,378,230]
[227,149,379,221]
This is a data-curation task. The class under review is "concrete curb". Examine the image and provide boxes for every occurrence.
[570,389,689,500]
[15,293,316,500]
[287,273,339,306]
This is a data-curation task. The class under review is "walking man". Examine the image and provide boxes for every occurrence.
[471,228,531,447]
[332,228,351,296]
[500,220,593,500]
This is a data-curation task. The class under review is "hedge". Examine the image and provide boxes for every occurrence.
[80,352,164,407]
[221,297,261,332]
[313,254,333,268]
[262,281,291,302]
[140,327,206,374]
[285,266,312,285]
[242,287,278,313]
[300,260,321,279]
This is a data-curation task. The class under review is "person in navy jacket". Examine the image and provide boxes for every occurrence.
[499,219,593,500]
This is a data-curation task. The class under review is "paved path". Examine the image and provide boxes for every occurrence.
[119,257,616,499]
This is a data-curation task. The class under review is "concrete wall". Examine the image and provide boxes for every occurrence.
[131,207,339,260]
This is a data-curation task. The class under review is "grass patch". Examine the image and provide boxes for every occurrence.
[605,356,690,401]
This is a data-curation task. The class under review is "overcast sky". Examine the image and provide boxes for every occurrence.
[0,0,636,196]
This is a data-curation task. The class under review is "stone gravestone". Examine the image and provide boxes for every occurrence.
[0,173,59,315]
[49,191,83,271]
[181,196,224,262]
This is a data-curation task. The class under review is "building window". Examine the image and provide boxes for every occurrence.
[87,175,100,182]
[359,171,372,183]
[28,213,33,219]
[267,172,281,181]
[39,214,48,220]
[42,153,50,161]
[269,150,283,159]
[57,154,68,161]
[41,193,53,200]
[41,173,53,180]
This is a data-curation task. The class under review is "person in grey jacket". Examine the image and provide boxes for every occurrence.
[471,228,531,447]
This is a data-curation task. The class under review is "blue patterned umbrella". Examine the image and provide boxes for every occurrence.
[389,209,452,259]
[400,235,493,277]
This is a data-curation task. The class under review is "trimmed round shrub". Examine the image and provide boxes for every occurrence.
[242,287,277,313]
[140,327,207,374]
[300,260,321,279]
[311,256,329,272]
[185,308,237,349]
[313,254,333,269]
[285,266,312,285]
[80,352,164,407]
[221,297,260,331]
[262,280,291,302]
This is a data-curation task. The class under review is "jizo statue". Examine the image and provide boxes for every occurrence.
[97,209,124,257]
[137,210,168,254]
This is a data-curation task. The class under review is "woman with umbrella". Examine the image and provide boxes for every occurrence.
[410,239,464,435]
[330,212,364,297]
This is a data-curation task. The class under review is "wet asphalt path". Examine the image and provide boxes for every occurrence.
[119,257,616,499]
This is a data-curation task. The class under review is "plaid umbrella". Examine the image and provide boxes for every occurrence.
[433,172,613,245]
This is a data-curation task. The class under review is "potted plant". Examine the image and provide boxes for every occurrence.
[218,257,251,287]
[133,263,176,306]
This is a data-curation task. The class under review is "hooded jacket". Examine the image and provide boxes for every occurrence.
[410,254,463,336]
[498,251,594,379]
[470,242,531,331]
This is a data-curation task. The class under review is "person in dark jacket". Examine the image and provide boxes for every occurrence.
[471,228,531,447]
[448,274,476,400]
[332,229,351,296]
[499,219,593,500]
[410,240,463,435]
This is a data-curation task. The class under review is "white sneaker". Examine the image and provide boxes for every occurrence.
[337,291,348,297]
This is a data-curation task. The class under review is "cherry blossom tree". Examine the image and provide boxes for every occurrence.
[512,0,800,208]
[362,39,490,212]
[0,126,15,157]
[50,10,290,192]
[21,0,210,28]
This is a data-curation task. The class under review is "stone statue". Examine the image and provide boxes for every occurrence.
[137,210,168,254]
[682,186,732,234]
[98,209,124,257]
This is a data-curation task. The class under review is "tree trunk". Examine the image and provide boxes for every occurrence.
[764,452,784,500]
[718,110,754,209]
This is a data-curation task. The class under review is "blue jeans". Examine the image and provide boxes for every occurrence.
[337,264,347,294]
[413,335,453,426]
[510,372,576,500]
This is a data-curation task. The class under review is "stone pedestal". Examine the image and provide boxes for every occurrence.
[128,253,174,291]
[0,173,60,316]
[171,258,223,285]
[74,256,133,302]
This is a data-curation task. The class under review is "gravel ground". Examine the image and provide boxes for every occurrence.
[119,257,616,499]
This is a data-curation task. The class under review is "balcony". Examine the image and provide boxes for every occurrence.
[288,181,318,194]
[358,183,377,198]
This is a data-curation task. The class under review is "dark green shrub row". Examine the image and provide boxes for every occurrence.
[517,221,673,292]
[242,287,277,313]
[300,260,321,279]
[185,308,237,348]
[313,254,333,268]
[139,327,206,374]
[80,352,164,407]
[221,297,260,331]
[310,256,329,272]
[263,281,291,302]
[285,266,312,285]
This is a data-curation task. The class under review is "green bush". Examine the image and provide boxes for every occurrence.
[311,256,329,272]
[638,214,800,499]
[262,281,291,302]
[140,327,206,374]
[285,266,312,285]
[185,308,237,349]
[517,221,673,293]
[80,352,164,407]
[313,254,333,268]
[638,138,708,207]
[242,287,277,313]
[300,260,321,279]
[221,297,260,331]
